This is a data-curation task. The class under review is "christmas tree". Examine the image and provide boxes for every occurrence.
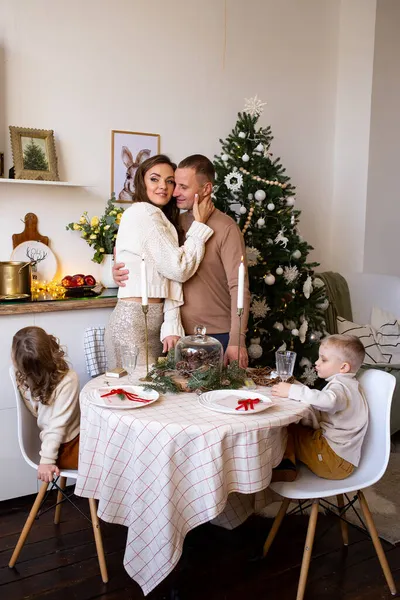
[213,96,329,384]
[23,138,48,171]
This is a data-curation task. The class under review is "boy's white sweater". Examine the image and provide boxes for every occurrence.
[22,370,80,465]
[289,373,368,466]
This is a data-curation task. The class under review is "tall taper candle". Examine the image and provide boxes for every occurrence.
[141,255,148,305]
[237,256,245,309]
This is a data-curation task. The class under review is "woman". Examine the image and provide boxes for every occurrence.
[105,154,214,369]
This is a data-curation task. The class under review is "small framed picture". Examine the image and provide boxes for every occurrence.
[9,126,59,181]
[111,130,160,202]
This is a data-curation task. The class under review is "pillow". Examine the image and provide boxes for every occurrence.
[336,316,388,365]
[371,306,400,364]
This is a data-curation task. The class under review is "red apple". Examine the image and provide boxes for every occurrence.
[71,275,85,287]
[84,275,96,286]
[61,275,73,288]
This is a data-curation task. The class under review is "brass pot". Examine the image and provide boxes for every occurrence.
[0,261,32,296]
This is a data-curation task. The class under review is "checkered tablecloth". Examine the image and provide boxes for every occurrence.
[75,375,315,595]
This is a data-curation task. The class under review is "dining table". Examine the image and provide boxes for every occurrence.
[75,372,317,595]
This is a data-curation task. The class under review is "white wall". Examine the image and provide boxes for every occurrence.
[329,0,377,273]
[364,0,400,276]
[0,0,342,276]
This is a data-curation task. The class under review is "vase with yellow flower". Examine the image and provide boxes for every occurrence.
[66,195,124,288]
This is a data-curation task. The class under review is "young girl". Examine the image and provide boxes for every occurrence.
[12,326,80,483]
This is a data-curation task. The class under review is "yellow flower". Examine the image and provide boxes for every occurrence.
[109,210,116,216]
[73,223,81,230]
[116,213,122,224]
[99,247,105,252]
[104,224,110,230]
[82,232,87,237]
[79,216,86,224]
[94,228,100,234]
[91,216,99,227]
[90,234,97,240]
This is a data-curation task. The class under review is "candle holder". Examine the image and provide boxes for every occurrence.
[237,307,243,366]
[140,304,151,381]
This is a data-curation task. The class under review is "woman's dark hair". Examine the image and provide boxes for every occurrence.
[133,154,180,231]
[12,326,69,405]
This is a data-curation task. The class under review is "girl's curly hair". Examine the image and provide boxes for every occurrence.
[12,326,69,405]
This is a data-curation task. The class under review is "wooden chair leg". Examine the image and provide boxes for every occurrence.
[296,499,319,600]
[9,481,48,568]
[263,497,291,557]
[358,490,397,595]
[336,493,349,546]
[54,476,66,525]
[88,498,108,583]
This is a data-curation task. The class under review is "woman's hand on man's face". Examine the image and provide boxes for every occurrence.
[112,262,129,287]
[193,193,215,224]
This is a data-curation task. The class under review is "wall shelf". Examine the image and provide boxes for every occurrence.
[0,178,88,187]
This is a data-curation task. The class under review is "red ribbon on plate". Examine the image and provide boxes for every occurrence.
[235,398,261,411]
[100,388,151,403]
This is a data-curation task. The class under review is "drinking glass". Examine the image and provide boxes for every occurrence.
[275,350,297,382]
[121,345,139,383]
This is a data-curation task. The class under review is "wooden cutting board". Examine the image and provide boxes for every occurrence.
[12,213,49,249]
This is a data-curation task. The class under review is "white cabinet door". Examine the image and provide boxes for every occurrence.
[0,408,38,501]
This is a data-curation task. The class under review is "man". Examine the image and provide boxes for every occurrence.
[113,154,250,368]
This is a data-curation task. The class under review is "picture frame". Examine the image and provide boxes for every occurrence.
[9,126,59,181]
[111,130,160,203]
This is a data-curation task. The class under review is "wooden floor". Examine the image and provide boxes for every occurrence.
[0,488,399,600]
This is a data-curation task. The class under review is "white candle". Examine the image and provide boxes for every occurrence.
[141,255,148,305]
[237,256,245,309]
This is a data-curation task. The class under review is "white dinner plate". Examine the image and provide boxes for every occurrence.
[11,241,57,282]
[88,385,159,409]
[198,389,273,415]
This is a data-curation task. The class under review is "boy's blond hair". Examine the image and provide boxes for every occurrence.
[321,334,365,372]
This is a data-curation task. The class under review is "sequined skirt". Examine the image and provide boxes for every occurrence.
[104,300,163,369]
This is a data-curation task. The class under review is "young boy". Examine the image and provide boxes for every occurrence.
[271,334,368,480]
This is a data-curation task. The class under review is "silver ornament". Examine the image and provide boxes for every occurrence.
[291,328,299,336]
[239,206,247,214]
[276,267,283,275]
[286,197,295,206]
[221,154,229,162]
[292,250,302,259]
[242,153,250,162]
[248,343,263,359]
[257,217,265,226]
[238,131,246,139]
[264,273,275,285]
[267,203,275,211]
[254,189,266,201]
[255,143,264,152]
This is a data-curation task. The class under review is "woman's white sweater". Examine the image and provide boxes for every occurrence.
[116,202,213,339]
[22,370,80,465]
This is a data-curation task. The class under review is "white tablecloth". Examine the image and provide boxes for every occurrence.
[75,375,315,594]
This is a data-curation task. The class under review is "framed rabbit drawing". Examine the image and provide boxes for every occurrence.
[111,130,160,202]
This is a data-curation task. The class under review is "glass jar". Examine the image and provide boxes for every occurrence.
[175,326,223,373]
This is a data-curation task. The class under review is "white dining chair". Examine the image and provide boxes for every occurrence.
[263,369,397,600]
[8,367,108,583]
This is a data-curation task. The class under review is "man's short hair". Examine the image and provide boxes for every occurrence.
[321,334,365,372]
[178,154,215,184]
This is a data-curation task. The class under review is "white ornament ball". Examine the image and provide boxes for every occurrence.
[256,143,264,152]
[276,267,283,275]
[247,193,253,200]
[292,250,302,259]
[291,328,299,336]
[255,189,266,201]
[257,218,265,226]
[274,322,284,332]
[239,206,247,214]
[221,154,229,162]
[267,203,275,211]
[248,343,263,359]
[286,197,295,207]
[242,153,250,162]
[238,131,246,139]
[233,166,238,172]
[264,273,275,285]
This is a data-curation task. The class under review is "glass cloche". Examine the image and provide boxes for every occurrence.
[175,326,223,373]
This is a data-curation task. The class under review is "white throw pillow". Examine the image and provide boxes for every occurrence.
[336,316,388,365]
[371,306,400,364]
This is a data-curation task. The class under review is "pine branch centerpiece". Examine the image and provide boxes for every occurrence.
[213,96,329,384]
